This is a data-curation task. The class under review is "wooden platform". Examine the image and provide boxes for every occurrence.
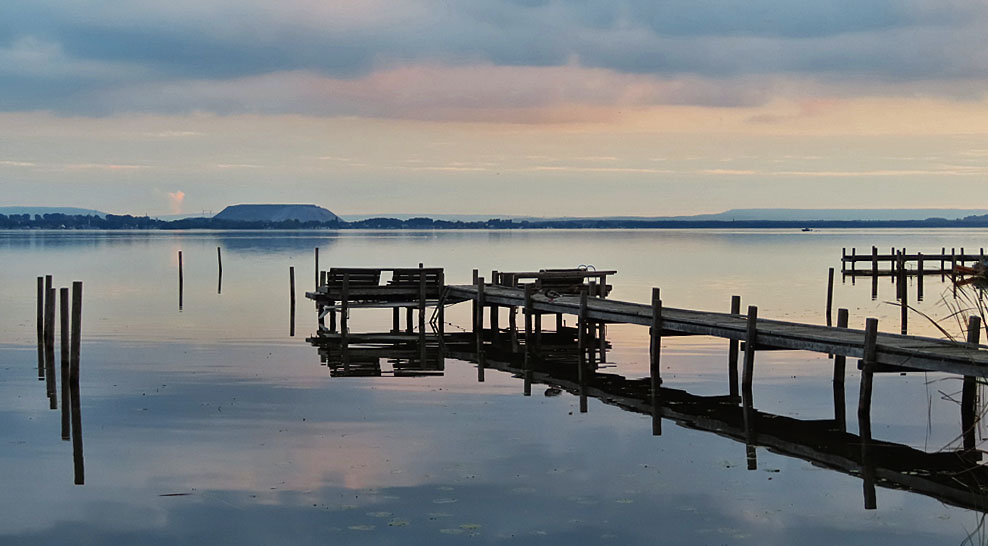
[447,284,988,377]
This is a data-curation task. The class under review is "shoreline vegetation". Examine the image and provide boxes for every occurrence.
[6,212,988,230]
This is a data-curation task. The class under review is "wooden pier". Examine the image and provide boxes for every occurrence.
[841,246,985,277]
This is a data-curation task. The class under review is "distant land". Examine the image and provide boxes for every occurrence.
[6,205,988,229]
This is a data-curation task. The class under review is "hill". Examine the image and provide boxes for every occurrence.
[213,204,339,223]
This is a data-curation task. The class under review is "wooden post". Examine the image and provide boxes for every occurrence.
[418,263,426,334]
[314,248,319,289]
[728,295,741,399]
[289,266,296,337]
[826,267,834,327]
[871,246,877,275]
[858,318,878,424]
[834,308,849,432]
[870,273,878,301]
[70,281,84,485]
[851,248,856,273]
[841,248,846,273]
[474,275,485,335]
[509,304,519,353]
[36,277,44,380]
[899,254,907,335]
[962,316,980,450]
[178,251,184,311]
[916,252,924,301]
[471,268,479,331]
[578,288,589,413]
[650,288,662,434]
[341,273,349,337]
[60,288,70,440]
[437,270,445,336]
[741,306,758,397]
[490,270,499,335]
[523,284,535,397]
[392,308,400,333]
[217,247,223,294]
[45,286,56,408]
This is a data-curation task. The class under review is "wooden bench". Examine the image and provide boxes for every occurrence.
[495,268,615,298]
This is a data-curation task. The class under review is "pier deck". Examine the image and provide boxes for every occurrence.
[447,283,988,377]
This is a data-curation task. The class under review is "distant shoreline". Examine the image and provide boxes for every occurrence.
[5,212,988,230]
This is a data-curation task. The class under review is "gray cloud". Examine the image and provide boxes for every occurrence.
[1,0,986,116]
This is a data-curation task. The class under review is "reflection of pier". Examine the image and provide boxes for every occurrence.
[307,326,987,513]
[307,332,446,377]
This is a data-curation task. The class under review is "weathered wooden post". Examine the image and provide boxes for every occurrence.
[826,267,834,327]
[859,317,878,510]
[340,272,350,338]
[418,263,427,334]
[650,288,662,435]
[898,254,908,335]
[217,247,223,294]
[916,252,924,301]
[178,251,184,311]
[841,248,846,273]
[314,248,319,289]
[36,277,44,380]
[70,281,84,485]
[490,270,499,335]
[437,269,446,336]
[871,246,878,275]
[833,308,849,432]
[728,295,741,399]
[60,287,70,440]
[474,276,485,339]
[962,315,980,451]
[45,285,56,408]
[578,287,589,413]
[289,266,296,337]
[523,283,535,397]
[741,306,758,398]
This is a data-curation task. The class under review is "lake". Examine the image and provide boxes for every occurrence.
[0,229,985,545]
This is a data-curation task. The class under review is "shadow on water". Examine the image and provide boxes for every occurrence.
[308,326,988,514]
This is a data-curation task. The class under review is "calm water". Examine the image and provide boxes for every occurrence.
[0,229,986,545]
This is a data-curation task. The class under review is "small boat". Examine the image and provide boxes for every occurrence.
[801,227,813,232]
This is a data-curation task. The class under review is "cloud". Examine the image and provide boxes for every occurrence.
[167,190,185,213]
[1,0,987,117]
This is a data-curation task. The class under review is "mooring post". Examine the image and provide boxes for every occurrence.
[962,315,980,451]
[340,273,349,338]
[851,248,856,273]
[858,317,878,510]
[941,247,946,281]
[418,263,427,334]
[36,277,44,380]
[728,295,741,399]
[890,246,895,279]
[60,288,70,440]
[841,248,846,273]
[45,285,56,408]
[289,266,296,337]
[826,267,834,327]
[475,276,485,338]
[578,287,589,413]
[490,270,499,335]
[899,254,908,335]
[471,268,479,331]
[871,246,877,276]
[437,269,446,336]
[916,252,924,301]
[741,306,758,398]
[834,308,849,432]
[314,248,319,289]
[650,288,662,434]
[70,281,84,485]
[178,251,183,310]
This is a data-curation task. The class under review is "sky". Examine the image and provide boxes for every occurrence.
[1,0,988,217]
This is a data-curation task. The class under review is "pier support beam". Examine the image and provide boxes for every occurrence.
[833,308,849,431]
[578,288,589,413]
[826,267,834,327]
[858,317,879,510]
[728,296,741,400]
[650,288,662,435]
[741,306,758,398]
[962,316,981,451]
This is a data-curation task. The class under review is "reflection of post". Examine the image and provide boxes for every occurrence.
[743,396,757,470]
[178,251,184,311]
[833,308,848,432]
[650,288,662,435]
[70,281,84,485]
[728,295,741,399]
[45,286,57,408]
[858,317,878,509]
[870,273,878,301]
[289,266,296,337]
[60,288,70,441]
[962,316,980,451]
[37,277,44,380]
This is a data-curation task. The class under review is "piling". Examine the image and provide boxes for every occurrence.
[916,253,924,301]
[490,270,500,335]
[290,266,296,337]
[523,284,535,397]
[833,308,849,432]
[871,246,878,276]
[858,318,878,423]
[474,276,485,336]
[899,254,908,335]
[60,288,70,440]
[418,263,427,334]
[578,288,589,413]
[650,288,662,435]
[742,306,758,398]
[826,267,834,327]
[45,286,56,408]
[314,248,319,289]
[36,277,44,380]
[728,295,741,399]
[962,316,980,451]
[178,251,184,311]
[70,281,84,485]
[217,247,223,294]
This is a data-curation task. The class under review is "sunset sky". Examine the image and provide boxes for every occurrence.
[2,0,987,216]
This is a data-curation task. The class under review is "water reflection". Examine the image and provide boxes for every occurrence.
[310,327,988,513]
